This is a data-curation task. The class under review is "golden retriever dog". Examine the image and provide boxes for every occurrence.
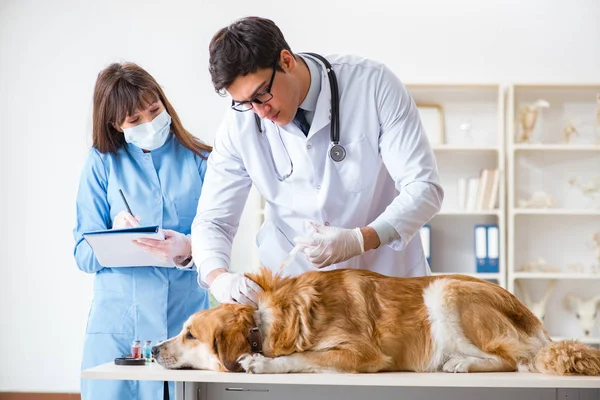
[153,268,600,375]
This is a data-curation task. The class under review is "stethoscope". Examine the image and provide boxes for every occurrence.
[255,53,346,181]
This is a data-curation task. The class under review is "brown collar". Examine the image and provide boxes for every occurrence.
[247,327,263,354]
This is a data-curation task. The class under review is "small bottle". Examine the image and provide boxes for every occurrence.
[143,340,153,362]
[131,339,142,359]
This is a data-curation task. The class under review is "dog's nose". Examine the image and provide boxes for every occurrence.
[585,330,590,337]
[151,346,160,356]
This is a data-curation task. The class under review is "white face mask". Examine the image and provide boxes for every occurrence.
[124,110,172,151]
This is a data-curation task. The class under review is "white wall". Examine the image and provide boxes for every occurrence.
[0,0,598,392]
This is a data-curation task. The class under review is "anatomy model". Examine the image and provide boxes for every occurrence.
[517,99,550,143]
[564,294,600,337]
[518,258,561,273]
[569,177,600,209]
[563,118,579,144]
[515,280,557,322]
[517,191,556,209]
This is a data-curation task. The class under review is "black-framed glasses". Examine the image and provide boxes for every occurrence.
[231,61,278,112]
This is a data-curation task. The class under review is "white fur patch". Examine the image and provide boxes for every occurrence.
[423,279,499,372]
[238,353,337,374]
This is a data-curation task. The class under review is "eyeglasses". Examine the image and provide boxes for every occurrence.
[231,61,278,112]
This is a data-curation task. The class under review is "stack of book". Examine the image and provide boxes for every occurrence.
[458,168,500,211]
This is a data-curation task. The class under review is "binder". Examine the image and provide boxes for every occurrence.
[486,225,500,273]
[83,225,171,267]
[419,225,431,266]
[474,225,488,272]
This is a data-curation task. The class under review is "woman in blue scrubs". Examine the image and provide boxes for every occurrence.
[73,62,211,400]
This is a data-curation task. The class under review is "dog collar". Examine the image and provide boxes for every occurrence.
[247,327,263,354]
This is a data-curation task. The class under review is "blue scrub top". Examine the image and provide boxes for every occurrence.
[73,134,209,399]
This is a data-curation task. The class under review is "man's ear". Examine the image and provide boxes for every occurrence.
[215,328,249,372]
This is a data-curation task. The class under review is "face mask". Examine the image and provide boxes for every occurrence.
[123,110,172,151]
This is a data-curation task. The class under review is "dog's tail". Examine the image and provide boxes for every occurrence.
[535,340,600,375]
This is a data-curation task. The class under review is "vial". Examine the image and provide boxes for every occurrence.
[143,340,152,362]
[131,339,141,359]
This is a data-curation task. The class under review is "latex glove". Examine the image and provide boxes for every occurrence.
[112,211,141,229]
[135,229,191,265]
[209,272,263,307]
[293,222,365,268]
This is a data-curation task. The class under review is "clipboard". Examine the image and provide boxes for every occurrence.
[83,225,172,267]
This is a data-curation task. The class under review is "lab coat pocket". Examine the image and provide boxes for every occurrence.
[333,136,378,193]
[86,293,136,335]
[174,196,200,234]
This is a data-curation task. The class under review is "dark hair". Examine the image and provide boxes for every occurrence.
[208,16,293,93]
[92,62,211,157]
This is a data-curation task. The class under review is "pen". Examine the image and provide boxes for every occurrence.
[119,189,134,216]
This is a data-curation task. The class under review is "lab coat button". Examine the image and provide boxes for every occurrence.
[316,185,321,190]
[163,283,168,287]
[324,222,330,226]
[307,144,312,149]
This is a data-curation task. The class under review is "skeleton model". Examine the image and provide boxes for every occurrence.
[569,177,600,208]
[593,232,600,266]
[517,191,556,209]
[517,99,550,143]
[518,257,561,273]
[515,280,557,322]
[564,294,600,337]
[563,118,579,144]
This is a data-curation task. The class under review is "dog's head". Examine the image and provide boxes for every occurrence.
[152,303,256,372]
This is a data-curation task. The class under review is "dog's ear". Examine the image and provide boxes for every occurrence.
[215,327,249,372]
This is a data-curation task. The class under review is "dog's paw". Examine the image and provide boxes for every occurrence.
[442,356,471,373]
[238,354,274,374]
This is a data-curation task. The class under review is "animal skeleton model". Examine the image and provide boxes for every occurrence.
[563,118,579,143]
[564,294,600,337]
[517,99,550,143]
[517,191,556,209]
[515,280,557,322]
[569,177,600,208]
[518,258,561,273]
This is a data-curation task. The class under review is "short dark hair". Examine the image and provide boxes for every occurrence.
[208,16,293,93]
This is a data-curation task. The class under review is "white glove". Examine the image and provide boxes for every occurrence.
[293,222,365,268]
[209,272,263,307]
[135,229,191,265]
[112,211,141,229]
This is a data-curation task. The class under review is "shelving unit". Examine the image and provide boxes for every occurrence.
[507,84,600,343]
[407,84,506,288]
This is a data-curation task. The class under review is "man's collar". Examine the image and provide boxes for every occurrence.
[298,55,321,113]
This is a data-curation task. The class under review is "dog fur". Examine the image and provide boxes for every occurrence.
[153,268,600,375]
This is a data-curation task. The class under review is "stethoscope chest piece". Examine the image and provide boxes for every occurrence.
[330,144,346,162]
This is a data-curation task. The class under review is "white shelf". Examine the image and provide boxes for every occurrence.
[432,272,501,281]
[507,84,600,343]
[513,144,600,151]
[437,209,500,216]
[432,145,498,152]
[513,272,600,280]
[512,208,600,216]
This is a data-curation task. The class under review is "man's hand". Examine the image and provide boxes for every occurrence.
[209,272,263,307]
[293,222,365,268]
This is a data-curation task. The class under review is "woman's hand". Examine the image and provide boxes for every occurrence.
[112,211,141,229]
[135,229,191,265]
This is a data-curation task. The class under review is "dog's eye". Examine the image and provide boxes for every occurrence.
[185,331,196,340]
[576,314,580,319]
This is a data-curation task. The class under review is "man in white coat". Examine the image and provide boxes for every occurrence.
[192,16,444,306]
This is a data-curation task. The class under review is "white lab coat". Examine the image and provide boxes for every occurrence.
[192,54,443,285]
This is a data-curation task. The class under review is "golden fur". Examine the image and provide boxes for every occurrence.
[153,268,600,375]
